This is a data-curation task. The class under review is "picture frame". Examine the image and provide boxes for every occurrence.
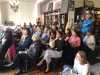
[54,1,62,10]
[48,3,53,12]
[69,1,75,11]
[85,1,94,7]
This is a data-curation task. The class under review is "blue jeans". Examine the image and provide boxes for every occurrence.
[63,65,73,69]
[82,33,86,39]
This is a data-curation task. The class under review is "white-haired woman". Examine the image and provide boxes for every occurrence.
[40,28,48,40]
[5,34,41,75]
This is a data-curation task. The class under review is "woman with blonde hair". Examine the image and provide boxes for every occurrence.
[63,51,90,75]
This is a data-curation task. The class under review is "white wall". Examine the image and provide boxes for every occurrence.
[45,0,62,12]
[0,2,35,26]
[0,2,2,25]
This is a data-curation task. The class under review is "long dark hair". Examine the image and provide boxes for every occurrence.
[58,31,63,38]
[73,29,79,37]
[87,30,92,35]
[66,28,71,36]
[4,31,12,41]
[51,30,56,40]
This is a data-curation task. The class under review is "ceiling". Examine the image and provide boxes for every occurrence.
[0,0,37,4]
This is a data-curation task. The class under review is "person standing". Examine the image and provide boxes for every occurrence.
[81,14,92,38]
[53,18,59,30]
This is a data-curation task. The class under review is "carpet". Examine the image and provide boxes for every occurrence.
[90,55,100,75]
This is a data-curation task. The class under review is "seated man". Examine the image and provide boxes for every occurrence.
[5,34,42,75]
[52,25,58,33]
[16,28,32,51]
[29,24,34,35]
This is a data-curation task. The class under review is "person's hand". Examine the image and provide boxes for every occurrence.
[70,43,74,47]
[25,51,29,54]
[41,41,45,44]
[69,73,74,75]
[16,39,20,41]
[99,40,100,42]
[83,24,86,27]
[73,42,77,45]
[83,42,86,45]
[45,46,48,49]
[17,43,21,46]
[16,48,19,51]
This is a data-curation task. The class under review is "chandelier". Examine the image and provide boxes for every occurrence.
[9,0,19,12]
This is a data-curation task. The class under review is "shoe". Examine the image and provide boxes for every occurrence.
[5,63,14,67]
[14,69,23,75]
[44,71,49,74]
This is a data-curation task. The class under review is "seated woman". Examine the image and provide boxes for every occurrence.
[63,51,90,75]
[5,34,41,75]
[0,32,12,59]
[83,30,95,59]
[14,28,26,47]
[40,28,48,40]
[68,29,81,58]
[59,28,64,38]
[0,26,11,40]
[64,28,71,42]
[42,30,51,43]
[37,31,65,74]
[45,30,57,49]
[63,28,71,57]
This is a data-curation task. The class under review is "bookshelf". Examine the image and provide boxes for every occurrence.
[92,8,100,35]
[43,10,68,30]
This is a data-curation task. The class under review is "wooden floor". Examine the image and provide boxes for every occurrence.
[0,58,100,75]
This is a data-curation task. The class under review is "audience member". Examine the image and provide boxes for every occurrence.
[83,30,95,59]
[59,28,64,38]
[16,28,32,51]
[37,31,65,74]
[81,14,92,38]
[29,24,34,34]
[68,29,81,58]
[0,27,11,40]
[23,22,26,28]
[0,32,12,59]
[45,30,57,49]
[64,28,71,42]
[40,28,48,40]
[53,18,59,30]
[42,30,51,43]
[63,51,90,75]
[5,34,42,75]
[52,25,58,33]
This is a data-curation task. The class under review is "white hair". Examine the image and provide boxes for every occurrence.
[33,34,40,41]
[44,28,48,32]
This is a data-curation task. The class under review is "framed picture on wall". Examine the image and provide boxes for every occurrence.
[69,1,75,11]
[48,3,53,12]
[54,1,62,10]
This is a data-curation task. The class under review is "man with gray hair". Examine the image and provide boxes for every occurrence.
[81,13,92,38]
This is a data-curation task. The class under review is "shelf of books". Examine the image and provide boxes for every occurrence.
[44,10,68,30]
[91,8,100,35]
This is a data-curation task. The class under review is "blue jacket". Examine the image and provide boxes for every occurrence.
[30,28,34,34]
[19,36,32,51]
[43,35,50,43]
[81,19,92,33]
[32,30,37,34]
